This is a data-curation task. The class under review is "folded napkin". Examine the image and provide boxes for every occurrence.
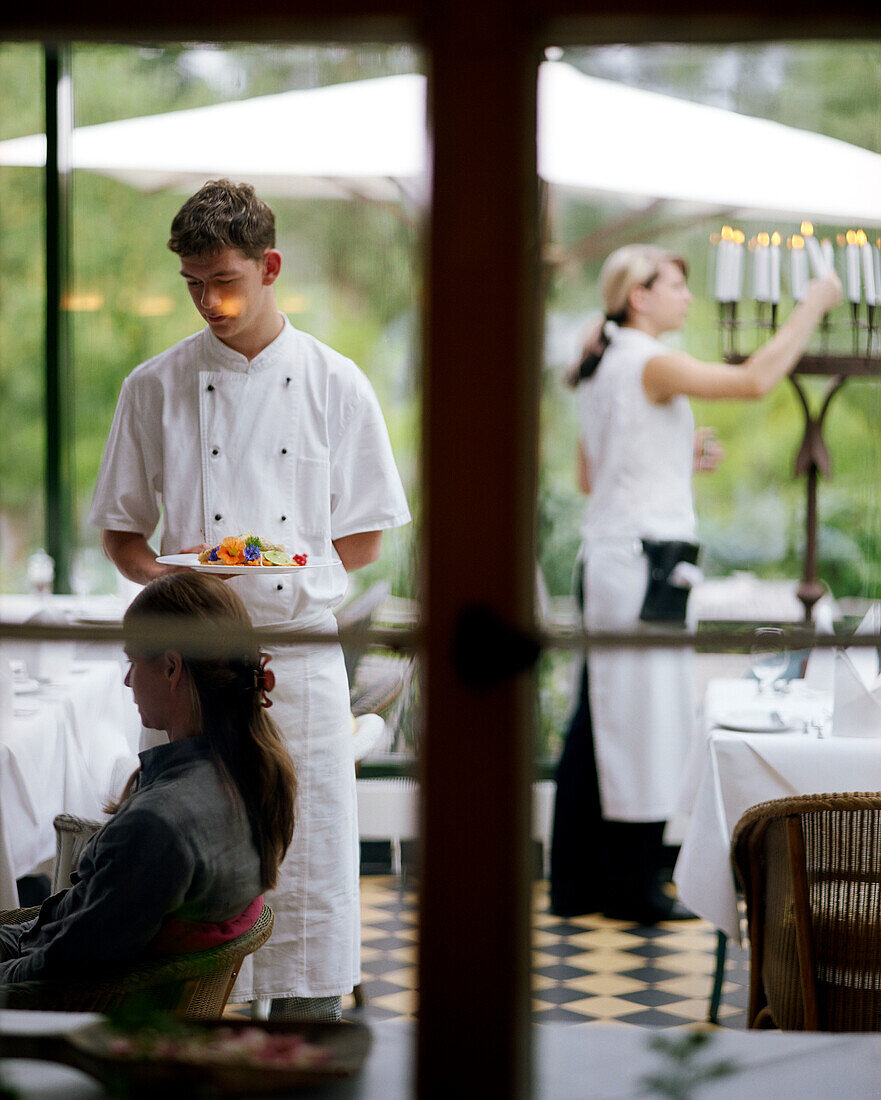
[20,606,75,681]
[832,603,881,738]
[802,600,836,692]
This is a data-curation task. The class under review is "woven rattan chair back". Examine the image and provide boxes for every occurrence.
[0,903,273,1019]
[52,813,104,892]
[732,792,881,1032]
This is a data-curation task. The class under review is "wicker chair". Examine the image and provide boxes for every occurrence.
[0,901,273,1018]
[335,580,392,685]
[52,812,104,892]
[732,791,881,1031]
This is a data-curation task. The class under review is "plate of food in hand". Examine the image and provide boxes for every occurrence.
[0,1016,372,1096]
[157,534,330,575]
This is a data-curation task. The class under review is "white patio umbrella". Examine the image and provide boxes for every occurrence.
[538,63,881,226]
[1,62,880,224]
[0,72,428,204]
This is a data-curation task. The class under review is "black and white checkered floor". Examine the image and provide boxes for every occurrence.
[229,876,749,1028]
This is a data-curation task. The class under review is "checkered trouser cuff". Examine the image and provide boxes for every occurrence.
[269,995,342,1022]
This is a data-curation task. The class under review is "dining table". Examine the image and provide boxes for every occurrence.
[5,1010,881,1098]
[673,676,881,943]
[0,595,140,909]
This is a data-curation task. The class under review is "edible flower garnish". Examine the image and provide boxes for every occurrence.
[217,536,246,565]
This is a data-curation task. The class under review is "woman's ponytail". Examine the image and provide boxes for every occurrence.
[565,314,623,387]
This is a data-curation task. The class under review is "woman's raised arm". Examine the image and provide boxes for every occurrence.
[642,270,842,403]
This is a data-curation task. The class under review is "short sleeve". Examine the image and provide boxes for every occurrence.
[329,375,411,541]
[87,376,162,536]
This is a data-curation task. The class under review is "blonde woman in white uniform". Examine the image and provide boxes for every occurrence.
[89,181,411,1019]
[551,243,841,924]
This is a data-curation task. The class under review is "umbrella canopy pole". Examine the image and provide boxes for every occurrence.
[44,43,73,593]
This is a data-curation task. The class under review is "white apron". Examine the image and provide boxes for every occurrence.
[575,326,698,823]
[583,539,695,822]
[89,319,411,997]
[234,624,360,998]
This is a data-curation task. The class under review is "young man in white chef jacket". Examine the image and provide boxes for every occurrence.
[88,179,411,1022]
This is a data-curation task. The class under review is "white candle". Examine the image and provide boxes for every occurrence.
[862,241,877,305]
[769,233,781,304]
[846,231,862,303]
[713,237,729,302]
[874,243,881,302]
[790,239,809,302]
[804,234,828,278]
[714,228,737,302]
[731,234,744,302]
[753,236,770,302]
[821,238,834,273]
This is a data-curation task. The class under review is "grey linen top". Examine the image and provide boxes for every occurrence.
[0,736,264,985]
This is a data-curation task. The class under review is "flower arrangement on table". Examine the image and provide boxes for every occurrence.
[199,533,308,567]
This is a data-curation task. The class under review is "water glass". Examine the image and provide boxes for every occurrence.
[750,627,788,694]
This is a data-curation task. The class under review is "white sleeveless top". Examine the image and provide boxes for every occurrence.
[577,326,696,543]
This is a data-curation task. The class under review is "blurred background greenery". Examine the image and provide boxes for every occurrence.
[1,38,879,758]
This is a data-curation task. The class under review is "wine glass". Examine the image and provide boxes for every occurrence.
[750,627,788,694]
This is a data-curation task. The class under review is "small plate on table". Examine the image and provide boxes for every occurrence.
[157,554,332,576]
[716,709,801,734]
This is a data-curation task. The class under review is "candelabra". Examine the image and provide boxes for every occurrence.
[713,221,881,621]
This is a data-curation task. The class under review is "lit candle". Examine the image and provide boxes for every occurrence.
[846,230,862,304]
[790,235,809,302]
[731,229,745,303]
[836,233,848,285]
[874,240,881,301]
[769,232,781,304]
[801,221,828,277]
[707,232,720,297]
[821,238,834,273]
[753,233,770,302]
[714,226,734,301]
[858,230,876,305]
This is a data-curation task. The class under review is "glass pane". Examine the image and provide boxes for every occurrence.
[535,39,881,1034]
[0,42,424,1045]
[538,38,881,761]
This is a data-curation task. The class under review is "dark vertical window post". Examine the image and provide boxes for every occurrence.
[419,8,541,1094]
[44,43,73,593]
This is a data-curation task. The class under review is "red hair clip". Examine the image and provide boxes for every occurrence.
[256,652,276,708]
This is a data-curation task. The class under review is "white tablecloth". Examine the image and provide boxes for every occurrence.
[673,678,881,942]
[0,660,140,908]
[5,1011,881,1098]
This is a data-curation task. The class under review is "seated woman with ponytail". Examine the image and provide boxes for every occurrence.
[0,572,297,984]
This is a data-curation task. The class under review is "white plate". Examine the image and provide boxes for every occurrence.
[12,678,40,695]
[156,554,330,576]
[716,709,800,733]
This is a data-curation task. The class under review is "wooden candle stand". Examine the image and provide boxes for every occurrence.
[724,341,881,622]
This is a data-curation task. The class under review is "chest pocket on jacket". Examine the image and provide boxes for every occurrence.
[296,456,330,538]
